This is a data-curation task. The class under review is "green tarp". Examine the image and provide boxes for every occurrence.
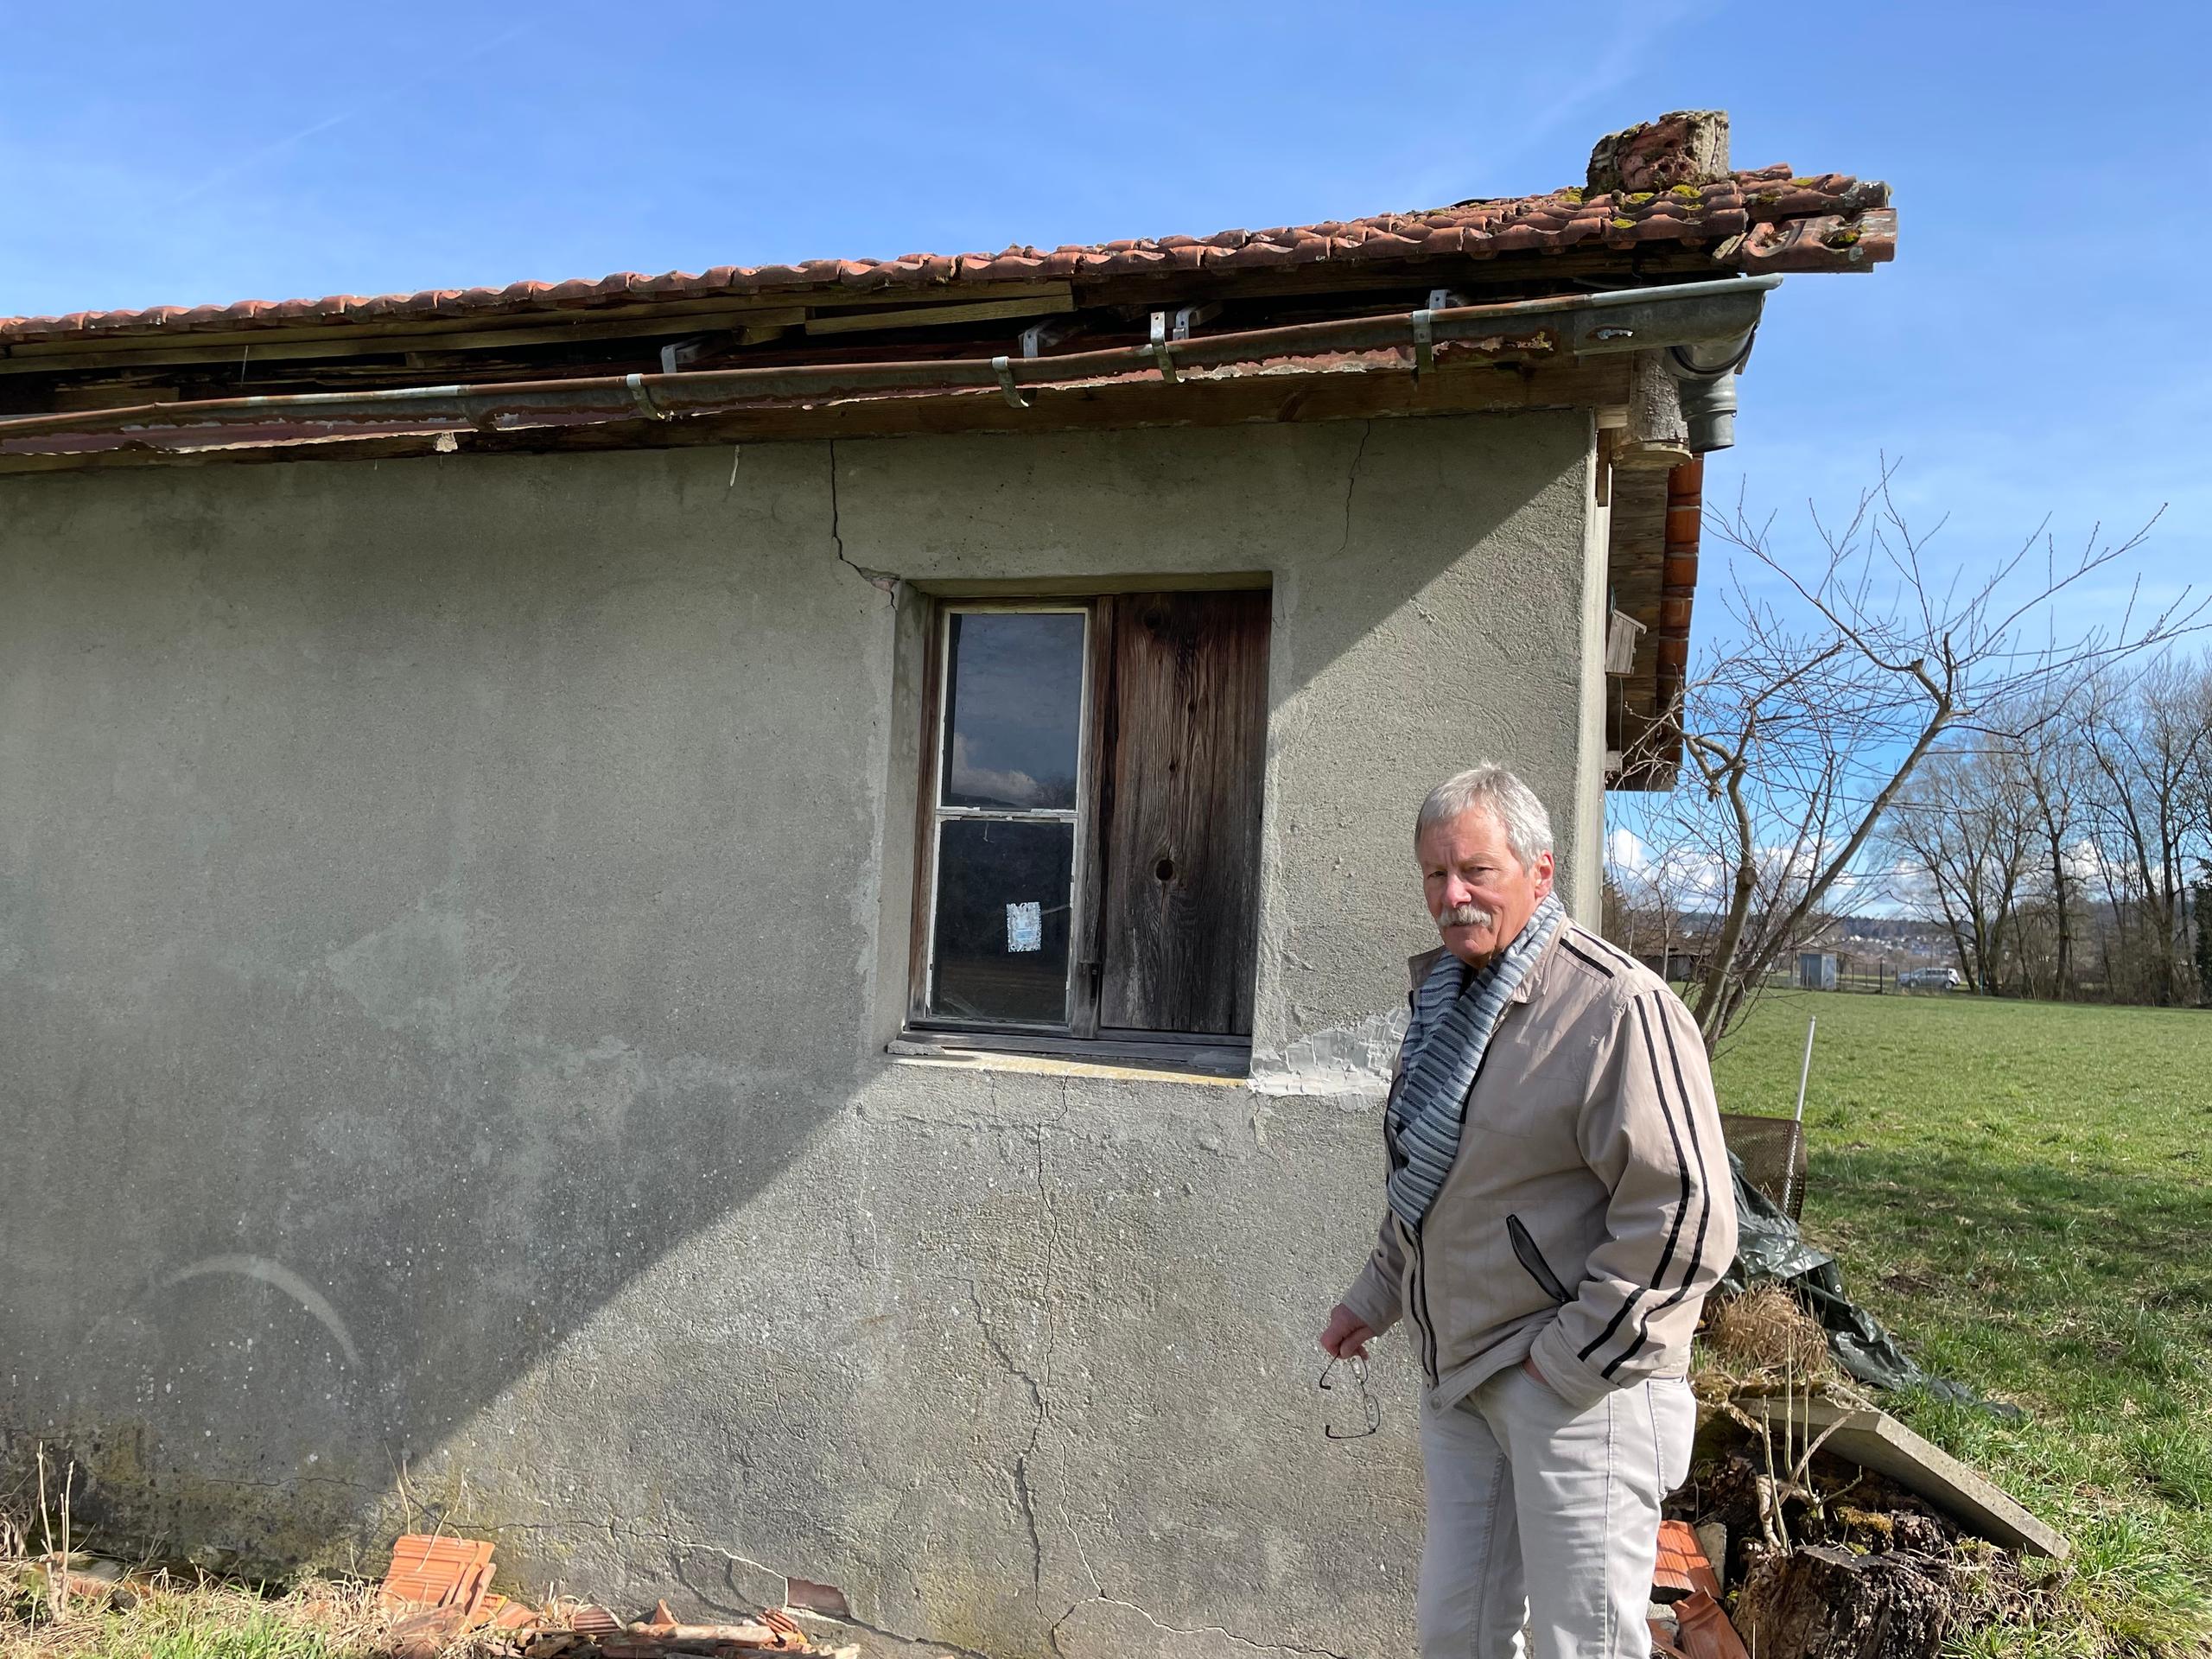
[1719,1154,2018,1418]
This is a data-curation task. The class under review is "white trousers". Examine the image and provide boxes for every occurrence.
[1416,1363,1696,1659]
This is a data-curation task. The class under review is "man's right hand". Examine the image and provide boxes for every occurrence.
[1319,1303,1376,1359]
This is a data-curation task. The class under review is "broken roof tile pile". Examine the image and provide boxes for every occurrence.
[373,1535,818,1659]
[0,167,1891,347]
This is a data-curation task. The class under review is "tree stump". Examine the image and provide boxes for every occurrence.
[1732,1544,1957,1659]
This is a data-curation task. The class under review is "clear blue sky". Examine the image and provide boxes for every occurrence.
[3,0,2204,632]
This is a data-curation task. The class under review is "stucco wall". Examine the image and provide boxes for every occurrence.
[0,412,1600,1658]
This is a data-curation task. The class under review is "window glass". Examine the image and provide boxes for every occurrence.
[941,612,1084,810]
[929,818,1076,1024]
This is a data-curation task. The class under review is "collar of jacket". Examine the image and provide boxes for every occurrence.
[1404,914,1567,1007]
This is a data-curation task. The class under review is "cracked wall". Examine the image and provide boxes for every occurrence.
[0,413,1600,1658]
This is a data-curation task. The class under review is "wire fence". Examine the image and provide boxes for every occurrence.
[1777,962,1961,994]
[1832,964,1893,995]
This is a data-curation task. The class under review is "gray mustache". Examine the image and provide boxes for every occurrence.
[1440,903,1496,928]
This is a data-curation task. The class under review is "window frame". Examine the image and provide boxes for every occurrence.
[907,598,1109,1039]
[901,591,1260,1076]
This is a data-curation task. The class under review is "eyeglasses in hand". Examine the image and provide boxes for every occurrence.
[1318,1353,1380,1440]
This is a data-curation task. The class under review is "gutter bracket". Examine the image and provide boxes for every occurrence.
[623,373,668,421]
[992,354,1030,410]
[1171,302,1220,341]
[1419,288,1471,373]
[1020,316,1085,358]
[659,336,716,375]
[1148,311,1179,384]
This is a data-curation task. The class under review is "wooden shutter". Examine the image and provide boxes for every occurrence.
[1096,590,1271,1036]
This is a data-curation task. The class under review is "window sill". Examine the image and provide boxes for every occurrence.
[889,1028,1249,1084]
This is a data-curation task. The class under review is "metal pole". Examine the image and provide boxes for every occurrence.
[1781,1014,1815,1223]
[1794,1015,1816,1122]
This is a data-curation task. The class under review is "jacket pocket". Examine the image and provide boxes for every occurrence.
[1506,1214,1571,1306]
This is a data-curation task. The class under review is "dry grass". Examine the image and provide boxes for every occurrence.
[0,1566,557,1659]
[0,1570,391,1659]
[1706,1285,1835,1378]
[1694,1285,1840,1407]
[0,1452,535,1659]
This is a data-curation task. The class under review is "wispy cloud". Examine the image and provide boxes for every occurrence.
[177,19,541,205]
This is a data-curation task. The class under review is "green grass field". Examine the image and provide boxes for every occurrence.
[1710,988,2212,1657]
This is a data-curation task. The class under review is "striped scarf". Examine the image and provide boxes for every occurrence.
[1385,892,1566,1230]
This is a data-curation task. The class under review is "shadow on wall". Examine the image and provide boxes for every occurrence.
[0,422,1564,1588]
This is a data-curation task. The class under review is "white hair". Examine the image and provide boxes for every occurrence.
[1415,765,1554,869]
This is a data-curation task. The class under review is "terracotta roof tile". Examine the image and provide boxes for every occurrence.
[0,167,1891,347]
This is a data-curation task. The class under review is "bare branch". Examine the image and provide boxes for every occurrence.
[1624,459,2199,1047]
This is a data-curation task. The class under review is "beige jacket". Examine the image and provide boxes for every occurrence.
[1339,919,1737,1412]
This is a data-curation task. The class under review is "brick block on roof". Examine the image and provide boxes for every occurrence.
[1587,109,1732,195]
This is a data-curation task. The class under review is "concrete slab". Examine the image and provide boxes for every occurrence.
[1745,1395,2069,1560]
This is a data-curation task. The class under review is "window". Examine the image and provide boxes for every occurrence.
[907,589,1271,1066]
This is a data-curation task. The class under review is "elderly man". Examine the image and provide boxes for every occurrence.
[1319,765,1736,1659]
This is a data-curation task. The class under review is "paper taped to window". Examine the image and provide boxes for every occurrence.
[1006,901,1042,953]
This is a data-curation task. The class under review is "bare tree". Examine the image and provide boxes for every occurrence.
[2077,658,2212,1004]
[2009,683,2093,998]
[1624,465,2190,1051]
[1885,745,2036,994]
[1603,832,1707,982]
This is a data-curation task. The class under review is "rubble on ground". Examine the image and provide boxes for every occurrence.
[1,1528,849,1659]
[1654,1426,2049,1659]
[1650,1286,2069,1659]
[371,1536,824,1659]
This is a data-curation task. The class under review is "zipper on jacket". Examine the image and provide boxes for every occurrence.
[1410,1219,1440,1383]
[1384,1063,1440,1384]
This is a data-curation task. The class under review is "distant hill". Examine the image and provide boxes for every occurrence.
[1654,912,1952,944]
[1617,912,1959,967]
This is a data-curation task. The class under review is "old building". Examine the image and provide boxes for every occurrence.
[0,111,1892,1656]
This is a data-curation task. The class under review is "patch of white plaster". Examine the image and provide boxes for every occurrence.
[162,1254,362,1370]
[1244,1009,1406,1098]
[325,900,515,1052]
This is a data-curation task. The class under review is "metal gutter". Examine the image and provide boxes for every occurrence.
[0,277,1780,461]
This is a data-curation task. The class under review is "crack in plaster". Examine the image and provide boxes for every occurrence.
[435,1517,592,1536]
[624,1528,1006,1659]
[1051,1598,1357,1659]
[1333,422,1372,561]
[966,1283,1046,1599]
[826,441,899,594]
[934,1090,1068,1607]
[1050,1516,1351,1659]
[1033,1106,1065,1405]
[624,1524,791,1613]
[797,1605,998,1659]
[110,1471,377,1497]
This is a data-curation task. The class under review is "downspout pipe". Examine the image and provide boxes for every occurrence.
[0,276,1781,457]
[1667,330,1757,453]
